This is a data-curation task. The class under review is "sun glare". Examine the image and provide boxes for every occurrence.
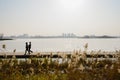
[60,0,84,9]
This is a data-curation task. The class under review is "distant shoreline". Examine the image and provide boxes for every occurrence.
[11,37,119,39]
[0,38,13,41]
[6,35,120,39]
[0,36,119,40]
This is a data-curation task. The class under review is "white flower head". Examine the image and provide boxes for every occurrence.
[79,63,85,71]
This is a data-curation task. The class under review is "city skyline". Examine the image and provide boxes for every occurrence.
[0,0,120,36]
[3,33,120,39]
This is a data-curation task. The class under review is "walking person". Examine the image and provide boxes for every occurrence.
[28,42,33,54]
[24,42,29,55]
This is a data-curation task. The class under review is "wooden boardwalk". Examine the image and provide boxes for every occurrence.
[0,52,116,59]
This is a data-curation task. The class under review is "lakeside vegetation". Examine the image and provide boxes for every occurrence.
[0,44,120,80]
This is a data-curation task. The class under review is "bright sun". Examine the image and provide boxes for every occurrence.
[60,0,84,9]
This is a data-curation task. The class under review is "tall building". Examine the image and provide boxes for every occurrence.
[0,34,3,39]
[62,33,76,38]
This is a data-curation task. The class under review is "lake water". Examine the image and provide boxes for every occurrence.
[0,38,120,52]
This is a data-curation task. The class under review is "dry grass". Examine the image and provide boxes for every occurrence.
[0,44,120,80]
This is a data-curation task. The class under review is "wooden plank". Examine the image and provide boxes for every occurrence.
[0,54,115,59]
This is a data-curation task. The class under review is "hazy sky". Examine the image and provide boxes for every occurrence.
[0,0,120,36]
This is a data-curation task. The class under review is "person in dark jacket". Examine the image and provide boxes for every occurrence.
[24,42,28,55]
[28,42,33,54]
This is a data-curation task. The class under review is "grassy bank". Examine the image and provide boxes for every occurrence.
[0,44,120,80]
[0,51,120,80]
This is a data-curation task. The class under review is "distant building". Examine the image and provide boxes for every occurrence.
[0,34,3,39]
[62,33,76,38]
[17,34,29,38]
